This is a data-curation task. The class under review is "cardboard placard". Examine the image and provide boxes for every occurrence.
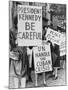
[60,34,66,56]
[33,41,52,73]
[17,5,42,46]
[46,28,61,45]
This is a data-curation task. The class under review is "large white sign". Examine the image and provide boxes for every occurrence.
[17,5,42,46]
[60,34,66,56]
[33,41,52,73]
[46,28,61,45]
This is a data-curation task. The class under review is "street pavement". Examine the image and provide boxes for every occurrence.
[26,68,66,88]
[9,62,66,88]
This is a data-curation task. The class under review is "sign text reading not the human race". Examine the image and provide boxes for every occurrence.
[17,5,42,46]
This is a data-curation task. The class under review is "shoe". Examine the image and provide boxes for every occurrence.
[58,68,64,70]
[29,78,33,82]
[26,79,29,83]
[43,84,47,87]
[49,74,55,78]
[52,76,58,80]
[29,76,33,82]
[55,76,58,80]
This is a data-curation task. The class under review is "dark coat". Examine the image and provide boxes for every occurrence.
[53,44,60,67]
[50,42,60,67]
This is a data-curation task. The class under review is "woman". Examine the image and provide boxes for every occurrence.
[51,43,60,79]
[26,46,33,83]
[9,30,26,88]
[9,30,17,70]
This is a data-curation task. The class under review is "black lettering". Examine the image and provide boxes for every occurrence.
[25,22,30,30]
[31,22,35,30]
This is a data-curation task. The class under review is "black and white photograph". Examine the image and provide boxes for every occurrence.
[9,0,66,89]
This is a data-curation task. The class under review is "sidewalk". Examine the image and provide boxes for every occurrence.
[9,63,66,88]
[26,68,66,87]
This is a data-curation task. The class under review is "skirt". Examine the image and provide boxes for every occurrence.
[51,52,60,67]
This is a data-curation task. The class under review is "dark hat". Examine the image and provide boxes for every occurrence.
[57,26,66,32]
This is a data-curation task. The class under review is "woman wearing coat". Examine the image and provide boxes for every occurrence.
[51,42,60,79]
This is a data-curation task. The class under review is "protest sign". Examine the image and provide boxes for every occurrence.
[60,34,66,56]
[46,28,61,45]
[17,5,42,46]
[33,41,52,73]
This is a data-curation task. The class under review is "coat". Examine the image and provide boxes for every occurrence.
[50,42,60,67]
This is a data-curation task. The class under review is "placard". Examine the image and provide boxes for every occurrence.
[60,34,66,56]
[46,28,61,45]
[33,41,52,73]
[17,5,42,46]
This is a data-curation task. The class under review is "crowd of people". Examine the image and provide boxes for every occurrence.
[9,2,66,87]
[9,25,66,87]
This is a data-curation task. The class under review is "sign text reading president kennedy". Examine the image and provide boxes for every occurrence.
[17,5,42,46]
